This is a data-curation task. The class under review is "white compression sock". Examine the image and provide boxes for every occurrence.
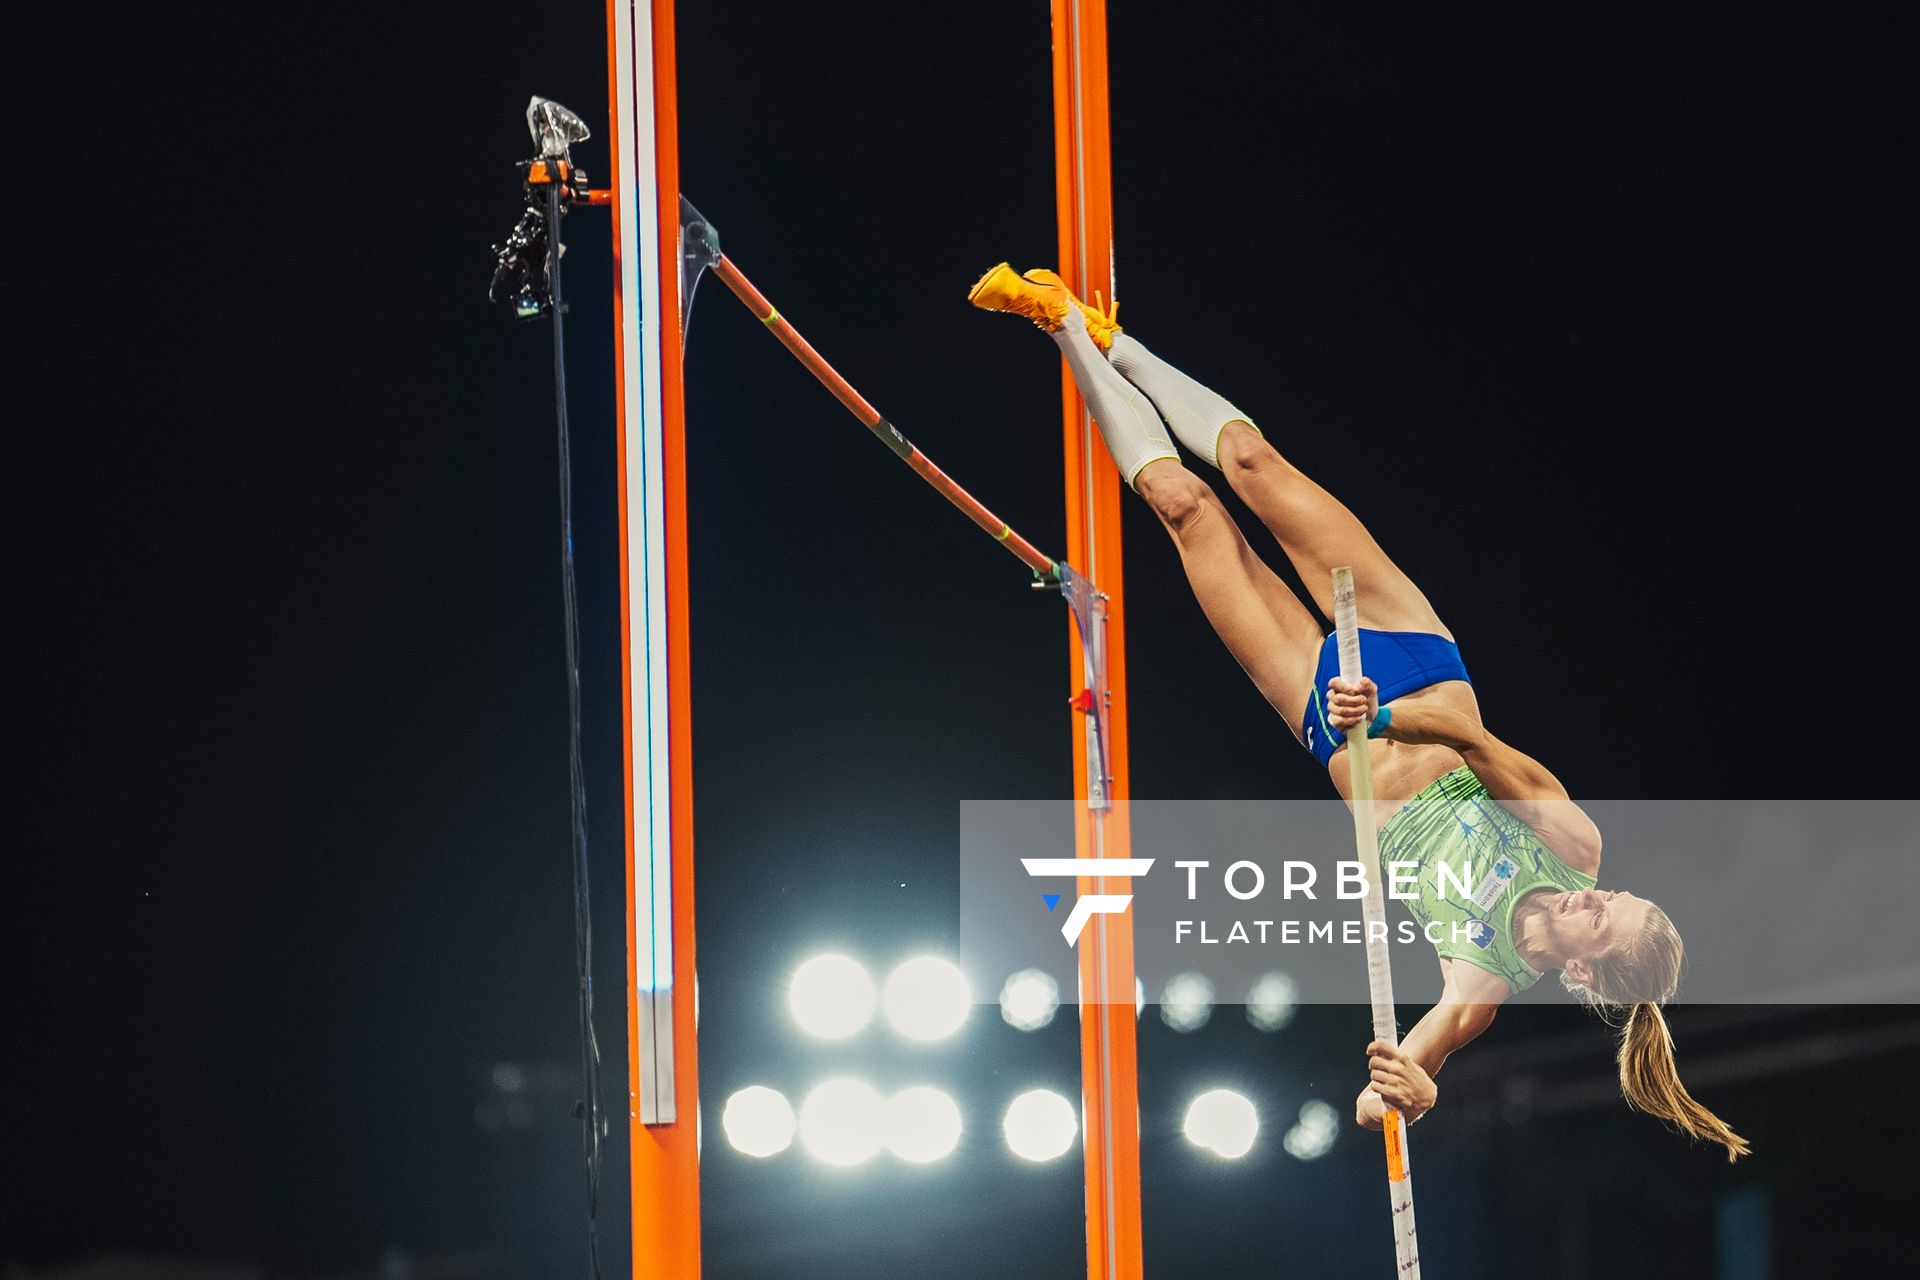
[1050,310,1179,488]
[1107,334,1255,470]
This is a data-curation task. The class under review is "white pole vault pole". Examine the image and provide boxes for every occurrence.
[1332,567,1422,1277]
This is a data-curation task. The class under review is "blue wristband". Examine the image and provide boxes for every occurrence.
[1367,706,1392,739]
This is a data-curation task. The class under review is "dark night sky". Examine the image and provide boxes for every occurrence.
[13,2,1916,1277]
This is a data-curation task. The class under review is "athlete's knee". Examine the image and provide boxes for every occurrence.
[1220,424,1290,480]
[1138,466,1218,535]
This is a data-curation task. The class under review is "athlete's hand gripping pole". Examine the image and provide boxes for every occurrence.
[1332,567,1423,1278]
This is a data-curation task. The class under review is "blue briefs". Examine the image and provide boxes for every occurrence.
[1302,629,1472,766]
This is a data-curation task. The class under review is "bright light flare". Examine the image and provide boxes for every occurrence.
[722,1086,795,1158]
[1184,1088,1258,1159]
[799,1078,884,1167]
[884,1086,963,1164]
[789,954,876,1040]
[1159,971,1214,1032]
[1003,1089,1077,1162]
[999,969,1059,1031]
[1283,1099,1339,1161]
[882,956,972,1042]
[1246,970,1298,1032]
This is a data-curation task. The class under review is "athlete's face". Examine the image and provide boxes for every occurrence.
[1549,888,1651,968]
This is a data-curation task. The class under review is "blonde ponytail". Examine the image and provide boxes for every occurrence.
[1618,1002,1749,1161]
[1562,903,1750,1161]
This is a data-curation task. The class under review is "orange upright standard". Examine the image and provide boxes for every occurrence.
[606,2,1146,1276]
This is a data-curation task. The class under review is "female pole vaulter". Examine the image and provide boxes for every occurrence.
[969,264,1747,1160]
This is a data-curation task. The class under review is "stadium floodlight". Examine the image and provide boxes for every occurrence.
[1183,1088,1258,1159]
[799,1078,885,1167]
[1003,1088,1078,1162]
[882,956,972,1042]
[884,1086,963,1164]
[722,1086,795,1158]
[1246,970,1298,1032]
[1159,971,1215,1033]
[999,969,1060,1031]
[1283,1099,1340,1161]
[789,953,876,1040]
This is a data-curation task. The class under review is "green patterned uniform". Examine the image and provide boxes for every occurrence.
[1378,766,1596,993]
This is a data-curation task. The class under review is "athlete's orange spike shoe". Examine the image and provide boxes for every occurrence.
[1022,269,1121,352]
[967,262,1072,332]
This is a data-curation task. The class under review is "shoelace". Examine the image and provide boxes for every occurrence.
[1090,289,1120,327]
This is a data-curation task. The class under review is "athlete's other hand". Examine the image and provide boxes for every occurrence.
[1352,1081,1433,1132]
[1326,676,1379,734]
[1366,1040,1437,1121]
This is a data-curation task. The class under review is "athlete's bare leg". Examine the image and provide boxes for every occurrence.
[1215,424,1450,637]
[1131,457,1324,735]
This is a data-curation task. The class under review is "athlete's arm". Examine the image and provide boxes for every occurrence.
[1355,977,1503,1129]
[1326,676,1602,872]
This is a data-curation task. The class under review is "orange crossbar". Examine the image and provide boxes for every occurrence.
[1052,3,1144,1278]
[710,254,1059,578]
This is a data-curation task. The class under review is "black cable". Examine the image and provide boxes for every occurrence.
[547,175,604,1280]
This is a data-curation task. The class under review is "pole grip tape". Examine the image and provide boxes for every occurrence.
[1383,1108,1408,1182]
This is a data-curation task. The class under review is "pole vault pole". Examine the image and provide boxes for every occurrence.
[1332,567,1423,1277]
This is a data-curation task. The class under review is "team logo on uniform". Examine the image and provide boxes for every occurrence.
[1469,859,1517,912]
[1465,920,1496,949]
